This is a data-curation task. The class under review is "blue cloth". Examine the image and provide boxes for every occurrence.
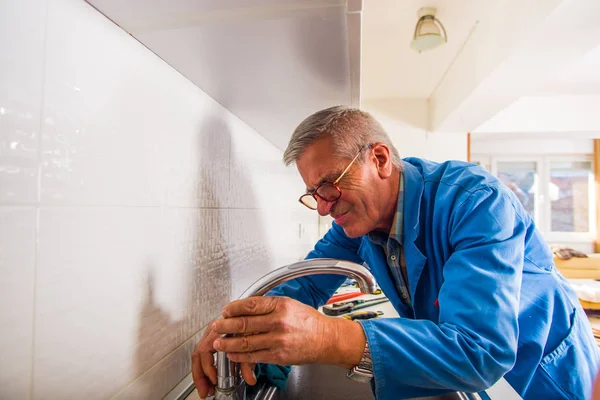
[254,363,291,390]
[268,158,600,400]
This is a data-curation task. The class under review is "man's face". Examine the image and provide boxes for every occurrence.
[296,138,388,238]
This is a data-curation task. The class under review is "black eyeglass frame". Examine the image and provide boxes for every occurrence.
[298,144,372,210]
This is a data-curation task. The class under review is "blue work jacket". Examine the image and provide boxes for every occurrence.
[269,158,600,399]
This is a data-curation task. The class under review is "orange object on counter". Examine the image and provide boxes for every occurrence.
[326,291,363,304]
[326,289,382,304]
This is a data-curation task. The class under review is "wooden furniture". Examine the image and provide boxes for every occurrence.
[555,254,600,279]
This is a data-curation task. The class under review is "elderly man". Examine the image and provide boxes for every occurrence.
[192,106,599,399]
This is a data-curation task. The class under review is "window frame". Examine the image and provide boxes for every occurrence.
[471,154,595,244]
[491,155,543,224]
[542,154,595,243]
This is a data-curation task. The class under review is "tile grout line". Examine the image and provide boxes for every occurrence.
[107,317,219,400]
[0,203,266,210]
[82,0,283,153]
[30,0,51,398]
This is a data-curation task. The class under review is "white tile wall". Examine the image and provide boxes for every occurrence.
[34,207,163,399]
[0,0,47,204]
[41,0,169,206]
[0,207,37,399]
[112,330,206,400]
[0,0,318,398]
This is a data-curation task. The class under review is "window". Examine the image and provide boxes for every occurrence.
[549,161,593,233]
[471,155,595,243]
[497,161,537,220]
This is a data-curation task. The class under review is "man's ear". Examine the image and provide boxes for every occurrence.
[371,143,393,179]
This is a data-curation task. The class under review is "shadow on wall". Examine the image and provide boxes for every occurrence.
[134,268,183,381]
[292,6,348,90]
[131,114,267,399]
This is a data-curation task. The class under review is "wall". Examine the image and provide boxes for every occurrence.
[0,0,318,399]
[471,132,595,155]
[475,96,600,134]
[362,99,468,162]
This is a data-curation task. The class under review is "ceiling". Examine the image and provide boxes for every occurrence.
[532,45,600,97]
[362,0,600,134]
[470,0,600,134]
[361,0,498,100]
[86,0,361,150]
[87,0,600,141]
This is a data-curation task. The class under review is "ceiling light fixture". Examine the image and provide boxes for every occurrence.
[410,7,447,53]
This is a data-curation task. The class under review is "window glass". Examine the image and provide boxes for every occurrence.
[497,161,537,218]
[550,161,592,232]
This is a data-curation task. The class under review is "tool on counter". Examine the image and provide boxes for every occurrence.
[592,328,600,348]
[342,310,384,321]
[322,296,389,316]
[326,288,382,304]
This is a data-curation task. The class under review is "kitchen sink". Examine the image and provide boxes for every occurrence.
[282,364,466,400]
[182,364,471,400]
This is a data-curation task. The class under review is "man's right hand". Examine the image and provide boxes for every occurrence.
[191,318,257,398]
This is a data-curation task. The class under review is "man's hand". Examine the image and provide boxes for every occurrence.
[191,319,257,398]
[212,296,366,368]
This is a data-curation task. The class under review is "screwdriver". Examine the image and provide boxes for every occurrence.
[342,311,384,320]
[322,297,389,316]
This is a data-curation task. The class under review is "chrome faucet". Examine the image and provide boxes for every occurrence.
[179,258,501,400]
[214,258,378,400]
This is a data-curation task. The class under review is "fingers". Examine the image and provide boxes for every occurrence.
[222,296,280,318]
[191,326,220,398]
[227,350,276,364]
[201,351,217,388]
[214,333,275,354]
[192,347,213,398]
[241,363,257,386]
[202,329,220,386]
[213,314,276,335]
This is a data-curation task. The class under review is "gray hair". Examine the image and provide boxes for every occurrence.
[283,106,402,170]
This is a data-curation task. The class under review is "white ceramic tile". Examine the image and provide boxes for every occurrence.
[0,207,37,400]
[264,208,319,266]
[0,0,46,204]
[40,0,199,206]
[34,207,164,400]
[111,330,204,400]
[33,206,242,399]
[26,2,323,400]
[223,209,275,298]
[228,116,299,210]
[109,206,316,399]
[165,108,231,208]
[222,208,316,297]
[152,208,230,344]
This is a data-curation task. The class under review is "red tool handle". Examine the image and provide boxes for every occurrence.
[326,292,363,304]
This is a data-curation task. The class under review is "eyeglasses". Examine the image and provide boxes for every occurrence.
[299,144,371,210]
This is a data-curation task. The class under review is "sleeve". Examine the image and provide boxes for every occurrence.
[266,222,364,309]
[359,187,523,398]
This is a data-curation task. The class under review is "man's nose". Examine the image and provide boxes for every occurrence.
[316,197,335,216]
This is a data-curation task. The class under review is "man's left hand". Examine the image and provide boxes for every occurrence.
[212,296,364,367]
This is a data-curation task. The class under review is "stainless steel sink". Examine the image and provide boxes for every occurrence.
[282,364,465,400]
[182,364,473,400]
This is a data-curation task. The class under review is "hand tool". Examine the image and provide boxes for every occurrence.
[322,297,389,316]
[326,288,382,304]
[342,310,384,320]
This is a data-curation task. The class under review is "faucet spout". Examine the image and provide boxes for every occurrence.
[215,258,377,399]
[239,258,377,298]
